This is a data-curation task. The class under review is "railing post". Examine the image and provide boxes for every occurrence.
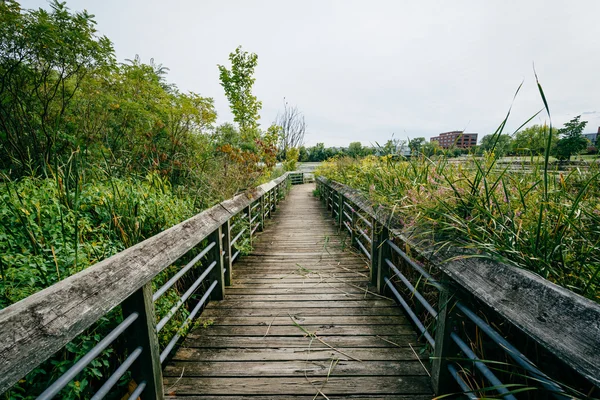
[259,195,265,231]
[121,283,164,399]
[272,188,277,212]
[431,276,454,394]
[246,204,253,245]
[207,227,225,300]
[370,218,379,286]
[331,191,336,218]
[350,206,358,249]
[338,194,344,231]
[222,220,232,286]
[376,226,391,295]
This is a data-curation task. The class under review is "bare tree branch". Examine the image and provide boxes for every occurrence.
[275,98,306,153]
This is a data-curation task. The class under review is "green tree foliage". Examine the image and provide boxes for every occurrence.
[480,133,513,157]
[408,137,426,154]
[283,147,299,171]
[217,46,262,141]
[422,141,441,157]
[298,145,309,162]
[554,116,589,161]
[0,0,114,175]
[512,124,558,155]
[347,141,364,158]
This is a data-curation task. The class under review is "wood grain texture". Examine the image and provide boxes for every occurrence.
[163,376,432,396]
[165,184,431,397]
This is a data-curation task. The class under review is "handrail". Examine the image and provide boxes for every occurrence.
[317,176,600,397]
[0,171,298,396]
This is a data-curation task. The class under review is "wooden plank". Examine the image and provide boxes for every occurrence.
[206,300,396,309]
[221,294,385,301]
[165,396,432,400]
[223,287,375,295]
[190,325,416,336]
[163,376,433,396]
[201,307,403,317]
[196,315,407,326]
[163,360,428,377]
[171,347,423,362]
[180,335,416,349]
[442,256,600,386]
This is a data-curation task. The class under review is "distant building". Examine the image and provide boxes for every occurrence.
[583,127,599,146]
[430,131,478,149]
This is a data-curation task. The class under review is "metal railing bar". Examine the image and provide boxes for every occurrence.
[251,223,259,235]
[384,276,435,347]
[333,209,339,217]
[447,364,479,400]
[231,228,247,247]
[229,221,238,232]
[36,312,139,400]
[152,241,216,302]
[386,239,442,290]
[455,302,567,398]
[343,201,352,211]
[343,221,352,234]
[450,332,516,400]
[232,250,240,263]
[250,214,258,224]
[355,210,372,228]
[251,202,260,211]
[384,259,438,318]
[159,280,217,363]
[90,346,143,400]
[128,381,146,399]
[359,227,372,245]
[356,237,371,260]
[156,260,217,333]
[343,210,352,222]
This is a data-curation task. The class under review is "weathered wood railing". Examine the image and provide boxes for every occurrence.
[0,172,294,398]
[317,177,600,399]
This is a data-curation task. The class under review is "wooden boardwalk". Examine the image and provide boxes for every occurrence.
[163,184,433,399]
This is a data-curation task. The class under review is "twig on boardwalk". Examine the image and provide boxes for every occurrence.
[375,335,431,378]
[409,343,431,377]
[288,314,363,362]
[164,366,186,393]
[312,358,339,400]
[263,313,281,338]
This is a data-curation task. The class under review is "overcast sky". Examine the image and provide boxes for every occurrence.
[22,0,600,146]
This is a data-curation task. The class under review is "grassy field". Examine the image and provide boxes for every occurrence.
[316,153,600,302]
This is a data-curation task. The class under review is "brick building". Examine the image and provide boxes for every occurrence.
[430,131,478,149]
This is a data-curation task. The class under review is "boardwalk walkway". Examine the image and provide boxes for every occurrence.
[163,184,433,399]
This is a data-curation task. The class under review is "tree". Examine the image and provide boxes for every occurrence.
[480,134,513,157]
[298,146,309,162]
[408,137,426,154]
[348,142,364,158]
[0,0,114,175]
[308,143,326,161]
[422,141,441,157]
[218,46,262,141]
[554,116,589,161]
[275,99,306,154]
[512,124,558,155]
